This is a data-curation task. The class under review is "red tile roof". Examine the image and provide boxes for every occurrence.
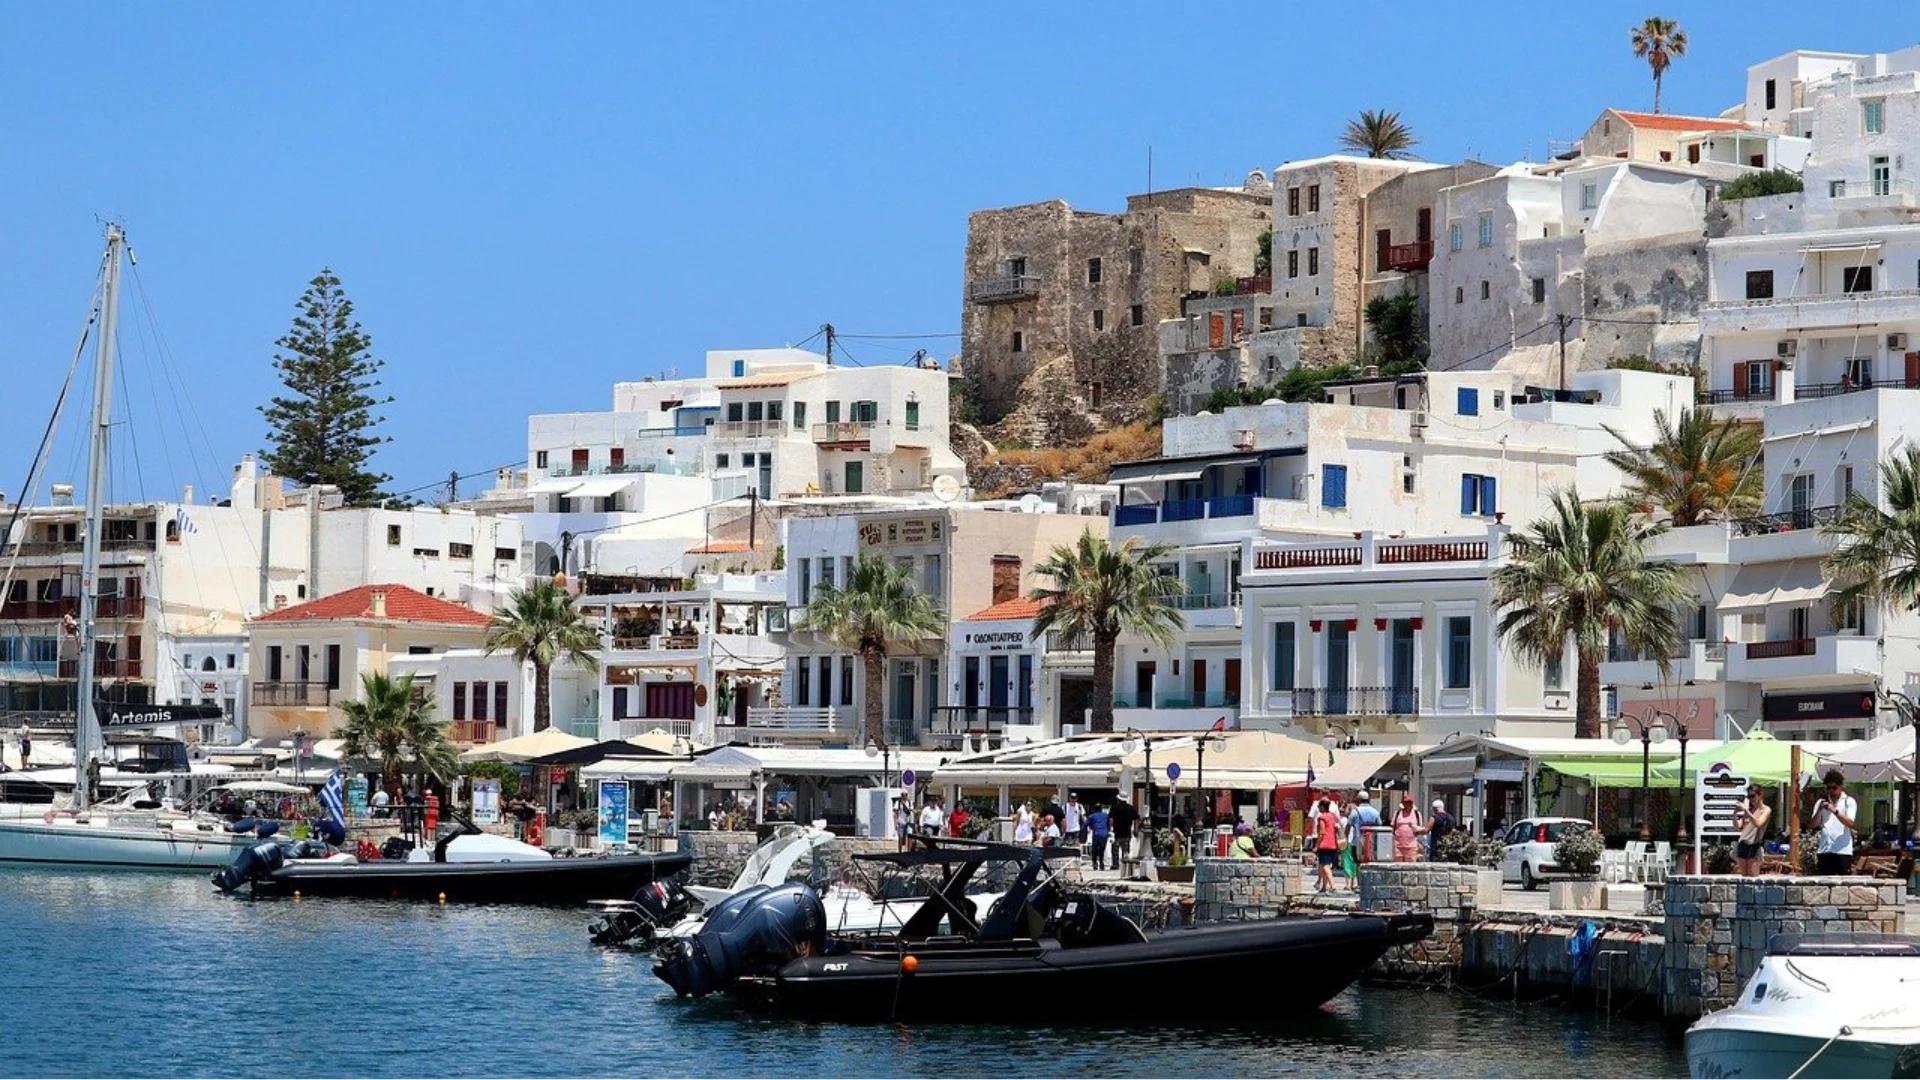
[1613,110,1750,133]
[253,584,491,626]
[961,597,1049,622]
[687,541,755,554]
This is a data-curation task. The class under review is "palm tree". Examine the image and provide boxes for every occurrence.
[1603,407,1761,526]
[484,581,600,732]
[1631,17,1688,114]
[800,556,946,746]
[1491,492,1693,739]
[338,671,459,795]
[1824,447,1920,620]
[1338,109,1419,160]
[1027,532,1185,733]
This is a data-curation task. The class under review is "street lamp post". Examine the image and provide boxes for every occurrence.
[864,737,893,789]
[1122,726,1157,851]
[1194,717,1227,827]
[1880,689,1920,838]
[1612,714,1669,841]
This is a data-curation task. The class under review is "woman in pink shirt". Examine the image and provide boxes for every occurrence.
[1312,798,1341,893]
[1390,795,1425,862]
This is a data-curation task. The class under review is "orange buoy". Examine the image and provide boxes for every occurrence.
[292,891,301,901]
[901,955,919,974]
[438,892,447,904]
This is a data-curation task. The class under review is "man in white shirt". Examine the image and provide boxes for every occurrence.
[918,797,945,837]
[1064,795,1084,845]
[1812,769,1858,876]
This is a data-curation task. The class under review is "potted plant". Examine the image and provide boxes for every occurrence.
[1548,825,1607,911]
[1151,828,1195,883]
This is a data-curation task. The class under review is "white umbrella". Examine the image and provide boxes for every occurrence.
[1819,725,1916,783]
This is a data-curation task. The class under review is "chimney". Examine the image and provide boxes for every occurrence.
[183,484,194,505]
[370,589,388,618]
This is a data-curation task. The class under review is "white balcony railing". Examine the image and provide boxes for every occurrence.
[618,718,691,741]
[743,706,851,734]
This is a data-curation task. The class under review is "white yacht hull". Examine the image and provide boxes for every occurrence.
[0,817,259,870]
[1686,940,1920,1079]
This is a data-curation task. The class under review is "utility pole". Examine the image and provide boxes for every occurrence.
[823,323,836,366]
[747,486,758,555]
[1556,313,1573,394]
[448,470,459,503]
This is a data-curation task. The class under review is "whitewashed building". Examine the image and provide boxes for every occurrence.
[1104,368,1692,745]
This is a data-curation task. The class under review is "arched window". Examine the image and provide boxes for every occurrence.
[201,656,217,672]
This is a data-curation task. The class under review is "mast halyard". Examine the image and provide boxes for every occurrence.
[73,224,125,811]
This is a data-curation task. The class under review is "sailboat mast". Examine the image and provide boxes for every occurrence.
[73,224,124,811]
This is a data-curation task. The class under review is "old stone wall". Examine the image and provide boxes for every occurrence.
[1194,857,1311,919]
[676,829,760,887]
[1581,234,1710,371]
[1661,874,1908,1020]
[1358,862,1500,977]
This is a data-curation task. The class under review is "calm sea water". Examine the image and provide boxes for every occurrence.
[0,870,1686,1078]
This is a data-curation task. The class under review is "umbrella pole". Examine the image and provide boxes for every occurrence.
[1788,744,1802,872]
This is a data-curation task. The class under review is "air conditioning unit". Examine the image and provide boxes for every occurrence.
[1409,410,1429,433]
[1232,429,1256,450]
[1777,339,1799,358]
[1889,333,1908,351]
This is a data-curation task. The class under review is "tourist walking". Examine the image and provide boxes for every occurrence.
[1734,784,1772,876]
[1013,801,1035,845]
[1390,796,1424,863]
[947,801,970,838]
[17,730,30,771]
[1346,791,1380,863]
[1312,798,1341,893]
[894,796,912,851]
[1427,800,1455,860]
[1087,802,1111,869]
[1812,770,1858,876]
[918,796,945,837]
[1108,798,1135,870]
[1064,794,1085,846]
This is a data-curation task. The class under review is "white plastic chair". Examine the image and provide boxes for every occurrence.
[1651,841,1671,882]
[1601,849,1628,884]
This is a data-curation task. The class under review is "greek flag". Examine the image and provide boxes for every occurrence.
[174,507,196,535]
[319,769,346,834]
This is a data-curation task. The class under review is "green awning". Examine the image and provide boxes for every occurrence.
[1537,756,1684,788]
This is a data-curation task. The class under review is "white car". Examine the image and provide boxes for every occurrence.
[1499,817,1593,891]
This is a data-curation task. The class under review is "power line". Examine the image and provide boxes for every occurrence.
[836,332,961,340]
[385,460,527,501]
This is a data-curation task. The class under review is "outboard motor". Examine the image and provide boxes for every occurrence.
[653,882,825,998]
[380,835,414,861]
[589,876,691,947]
[211,840,286,893]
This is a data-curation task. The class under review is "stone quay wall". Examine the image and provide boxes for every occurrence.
[1661,874,1908,1020]
[1359,863,1501,978]
[1194,857,1312,920]
[676,830,760,886]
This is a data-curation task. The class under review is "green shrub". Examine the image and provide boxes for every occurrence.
[1553,825,1604,878]
[1435,828,1483,867]
[1720,168,1804,201]
[1705,840,1737,875]
[1251,824,1284,857]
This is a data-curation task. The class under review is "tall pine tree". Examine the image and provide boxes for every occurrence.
[260,270,393,505]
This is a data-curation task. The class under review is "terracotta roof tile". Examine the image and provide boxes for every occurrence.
[961,596,1049,622]
[253,584,490,626]
[1612,110,1751,133]
[687,541,754,554]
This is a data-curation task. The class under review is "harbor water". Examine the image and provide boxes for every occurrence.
[1,870,1686,1077]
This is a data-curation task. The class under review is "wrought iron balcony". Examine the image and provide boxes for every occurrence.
[1729,504,1841,536]
[251,680,331,707]
[1291,686,1419,717]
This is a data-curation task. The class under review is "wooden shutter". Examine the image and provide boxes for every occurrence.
[1209,312,1226,349]
[1906,352,1919,388]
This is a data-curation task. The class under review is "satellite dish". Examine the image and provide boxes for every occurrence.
[1018,493,1044,514]
[932,475,961,502]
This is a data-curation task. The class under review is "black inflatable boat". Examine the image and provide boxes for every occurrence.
[653,837,1431,1020]
[213,824,690,905]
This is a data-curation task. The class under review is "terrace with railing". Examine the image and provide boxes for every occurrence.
[250,681,330,707]
[1729,504,1841,536]
[967,273,1042,304]
[1249,532,1499,575]
[1291,686,1419,717]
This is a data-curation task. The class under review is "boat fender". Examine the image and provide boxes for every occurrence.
[1567,920,1599,988]
[652,882,826,998]
[211,840,287,893]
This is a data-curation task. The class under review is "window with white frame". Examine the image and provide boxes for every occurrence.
[1477,212,1493,248]
[1865,100,1886,135]
[1448,221,1463,252]
[1580,183,1597,211]
[1444,616,1473,689]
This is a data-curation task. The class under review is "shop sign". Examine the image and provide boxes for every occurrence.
[963,629,1028,651]
[859,516,944,548]
[1762,691,1875,723]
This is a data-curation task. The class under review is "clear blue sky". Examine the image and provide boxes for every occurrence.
[0,4,1898,504]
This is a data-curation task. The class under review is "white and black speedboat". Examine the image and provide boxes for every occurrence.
[1686,934,1920,1079]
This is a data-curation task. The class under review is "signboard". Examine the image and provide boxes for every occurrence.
[1166,762,1182,782]
[549,766,570,784]
[598,780,630,845]
[962,629,1029,651]
[346,774,370,819]
[900,768,917,788]
[858,516,945,549]
[1695,764,1750,839]
[472,778,501,825]
[94,702,225,729]
[1618,696,1716,734]
[1763,691,1876,723]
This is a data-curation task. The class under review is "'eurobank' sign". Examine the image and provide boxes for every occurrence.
[1761,691,1876,723]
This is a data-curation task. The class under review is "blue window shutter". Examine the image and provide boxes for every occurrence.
[1480,475,1498,518]
[1457,387,1479,416]
[732,359,745,377]
[1461,474,1478,515]
[1322,465,1347,508]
